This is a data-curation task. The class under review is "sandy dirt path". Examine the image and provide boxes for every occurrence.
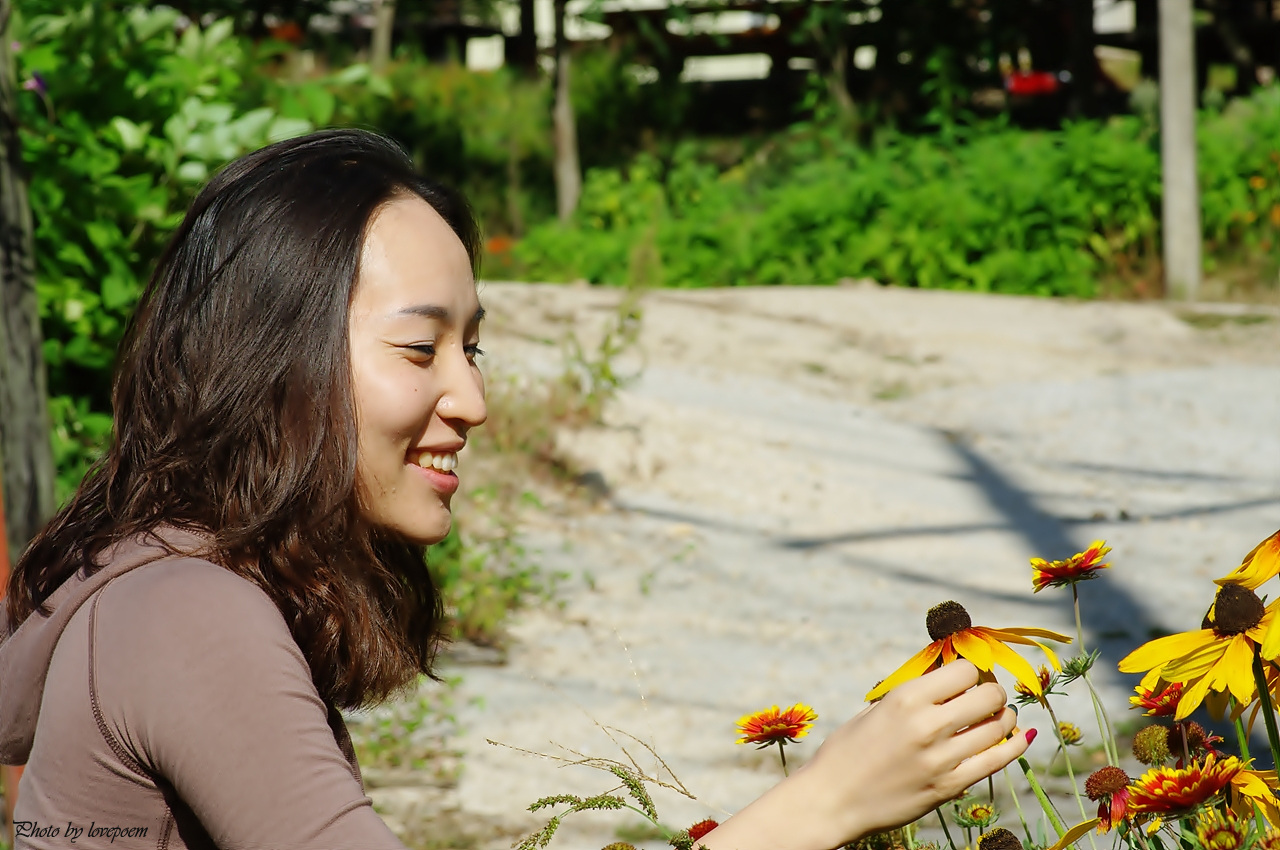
[370,283,1280,850]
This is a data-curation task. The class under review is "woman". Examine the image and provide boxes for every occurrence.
[0,130,1032,850]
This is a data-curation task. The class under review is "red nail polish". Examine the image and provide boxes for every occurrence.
[1025,729,1038,745]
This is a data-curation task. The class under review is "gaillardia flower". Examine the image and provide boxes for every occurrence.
[1085,766,1132,832]
[1127,754,1244,815]
[1196,807,1250,850]
[1118,584,1280,720]
[1130,671,1184,717]
[1031,540,1112,592]
[735,704,817,747]
[865,601,1071,702]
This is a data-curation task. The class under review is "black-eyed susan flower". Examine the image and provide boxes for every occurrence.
[1127,754,1244,815]
[1215,530,1280,591]
[1196,806,1250,850]
[1118,583,1280,720]
[865,601,1071,702]
[734,703,816,747]
[1031,540,1112,592]
[976,828,1021,850]
[1230,766,1280,827]
[1085,766,1132,833]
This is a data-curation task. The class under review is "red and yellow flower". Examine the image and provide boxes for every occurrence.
[1196,806,1250,850]
[1119,584,1280,720]
[866,601,1071,702]
[734,703,817,747]
[1031,540,1112,592]
[1085,765,1132,832]
[1127,754,1244,815]
[1130,671,1184,717]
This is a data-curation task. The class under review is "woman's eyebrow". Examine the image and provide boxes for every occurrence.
[394,305,487,323]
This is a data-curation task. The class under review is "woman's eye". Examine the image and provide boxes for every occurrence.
[465,344,486,360]
[408,344,436,357]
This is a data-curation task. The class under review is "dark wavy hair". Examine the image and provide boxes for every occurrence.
[7,129,481,709]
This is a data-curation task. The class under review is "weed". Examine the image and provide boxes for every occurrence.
[345,676,464,782]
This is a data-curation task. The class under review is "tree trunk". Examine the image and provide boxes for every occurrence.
[511,0,538,75]
[552,0,581,222]
[371,0,396,73]
[0,1,57,565]
[1159,0,1202,302]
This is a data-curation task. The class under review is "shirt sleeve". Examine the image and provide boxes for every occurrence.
[91,558,407,850]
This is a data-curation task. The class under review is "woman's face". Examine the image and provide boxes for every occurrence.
[348,196,487,544]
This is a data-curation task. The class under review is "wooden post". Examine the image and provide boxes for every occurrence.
[1159,0,1202,301]
[552,0,581,221]
[371,0,396,73]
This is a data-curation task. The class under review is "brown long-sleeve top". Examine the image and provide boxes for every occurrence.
[0,529,407,849]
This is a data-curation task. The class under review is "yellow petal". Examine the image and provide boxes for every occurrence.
[1175,673,1215,721]
[977,630,1063,670]
[865,641,943,702]
[1216,530,1280,590]
[1212,635,1258,706]
[1162,638,1229,681]
[1261,612,1280,660]
[1046,819,1101,850]
[994,626,1074,643]
[1119,630,1217,674]
[983,634,1045,695]
[952,629,995,672]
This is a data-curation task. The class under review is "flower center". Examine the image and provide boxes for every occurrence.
[926,601,972,641]
[1085,765,1131,800]
[977,828,1022,850]
[1211,584,1264,635]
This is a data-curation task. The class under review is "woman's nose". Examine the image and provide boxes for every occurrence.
[437,356,487,429]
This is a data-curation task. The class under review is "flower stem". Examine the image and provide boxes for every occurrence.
[1074,587,1119,767]
[1231,703,1268,835]
[1003,764,1035,846]
[1018,756,1067,838]
[936,807,958,850]
[777,742,789,777]
[1250,652,1280,773]
[1042,700,1098,850]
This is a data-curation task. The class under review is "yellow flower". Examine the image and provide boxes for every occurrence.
[1030,540,1112,592]
[1119,584,1279,720]
[1215,530,1280,590]
[1058,721,1083,746]
[1251,176,1269,191]
[1128,754,1244,814]
[1230,766,1280,826]
[865,601,1071,702]
[734,703,817,747]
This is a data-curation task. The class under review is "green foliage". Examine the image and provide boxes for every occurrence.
[344,676,463,777]
[13,3,314,495]
[517,88,1280,297]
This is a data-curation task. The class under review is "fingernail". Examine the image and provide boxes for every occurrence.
[1007,703,1019,715]
[1025,728,1038,745]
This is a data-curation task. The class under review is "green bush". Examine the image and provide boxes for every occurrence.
[516,90,1280,296]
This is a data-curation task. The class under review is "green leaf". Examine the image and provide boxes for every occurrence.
[266,116,313,144]
[176,160,209,184]
[109,116,148,152]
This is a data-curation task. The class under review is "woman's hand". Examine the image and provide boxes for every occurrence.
[701,660,1031,850]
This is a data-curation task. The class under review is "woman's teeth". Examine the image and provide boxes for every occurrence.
[416,451,458,472]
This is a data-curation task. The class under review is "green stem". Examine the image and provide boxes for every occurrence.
[1231,705,1267,835]
[1251,652,1280,774]
[1074,587,1119,766]
[777,741,789,777]
[1003,764,1035,846]
[620,804,670,839]
[1043,701,1099,850]
[936,807,958,850]
[1018,756,1067,838]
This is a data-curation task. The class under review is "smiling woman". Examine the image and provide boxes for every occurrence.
[0,130,1034,850]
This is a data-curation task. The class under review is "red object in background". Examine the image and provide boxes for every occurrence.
[0,480,23,845]
[1004,71,1062,97]
[268,21,306,45]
